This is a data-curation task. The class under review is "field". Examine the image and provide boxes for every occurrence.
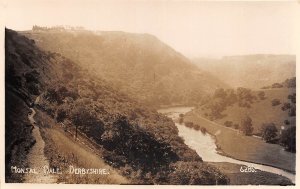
[184,111,295,173]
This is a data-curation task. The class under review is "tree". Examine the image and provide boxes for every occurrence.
[224,121,233,127]
[240,116,253,136]
[288,93,296,104]
[280,126,296,153]
[214,88,227,99]
[257,91,266,100]
[281,103,291,111]
[260,123,278,143]
[271,99,281,106]
[288,106,296,117]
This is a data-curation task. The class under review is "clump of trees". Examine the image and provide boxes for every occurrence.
[240,116,253,136]
[202,87,259,120]
[260,123,278,143]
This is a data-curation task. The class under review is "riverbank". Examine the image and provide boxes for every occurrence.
[208,162,293,185]
[184,110,295,173]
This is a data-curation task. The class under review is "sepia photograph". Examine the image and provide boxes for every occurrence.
[1,0,299,187]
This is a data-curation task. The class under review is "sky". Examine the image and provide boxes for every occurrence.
[3,0,300,57]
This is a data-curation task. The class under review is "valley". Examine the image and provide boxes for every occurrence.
[5,27,296,185]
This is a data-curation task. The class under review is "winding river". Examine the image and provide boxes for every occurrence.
[157,106,295,183]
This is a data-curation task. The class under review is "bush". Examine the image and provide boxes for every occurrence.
[233,123,239,129]
[260,123,278,143]
[271,99,281,106]
[184,122,194,128]
[178,117,184,124]
[288,93,296,104]
[281,103,291,111]
[224,121,233,127]
[288,106,296,117]
[284,120,290,125]
[257,91,266,100]
[200,127,207,135]
[193,124,200,131]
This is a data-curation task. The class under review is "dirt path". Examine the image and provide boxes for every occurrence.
[23,108,57,183]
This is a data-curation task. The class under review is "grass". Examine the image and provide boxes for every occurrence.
[36,110,129,184]
[208,162,293,185]
[184,111,295,173]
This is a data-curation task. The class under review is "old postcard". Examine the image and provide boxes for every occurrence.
[1,0,299,188]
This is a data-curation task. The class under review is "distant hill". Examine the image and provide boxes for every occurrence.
[6,28,228,184]
[193,55,295,89]
[22,28,228,106]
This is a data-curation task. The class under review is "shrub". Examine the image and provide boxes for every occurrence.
[260,123,278,143]
[284,120,290,125]
[288,106,296,117]
[224,121,233,127]
[184,122,194,128]
[281,103,291,111]
[271,99,281,106]
[257,91,266,100]
[193,124,200,131]
[240,116,253,136]
[233,123,239,129]
[178,117,184,124]
[200,127,207,135]
[280,126,296,153]
[288,93,296,104]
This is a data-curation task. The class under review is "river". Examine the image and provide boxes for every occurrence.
[157,106,295,183]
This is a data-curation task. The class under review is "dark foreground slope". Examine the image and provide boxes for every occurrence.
[22,28,228,107]
[5,28,228,184]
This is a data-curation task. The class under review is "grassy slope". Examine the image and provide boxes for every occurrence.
[184,111,295,172]
[213,88,296,133]
[36,110,129,184]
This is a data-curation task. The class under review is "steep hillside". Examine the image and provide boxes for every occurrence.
[22,28,228,106]
[5,28,228,184]
[193,55,295,89]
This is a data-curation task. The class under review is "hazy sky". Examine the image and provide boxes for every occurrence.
[3,0,299,57]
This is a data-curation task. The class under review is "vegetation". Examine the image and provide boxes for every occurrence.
[5,29,228,184]
[240,116,253,136]
[280,126,296,153]
[260,123,278,143]
[271,99,281,106]
[23,28,228,107]
[224,121,233,127]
